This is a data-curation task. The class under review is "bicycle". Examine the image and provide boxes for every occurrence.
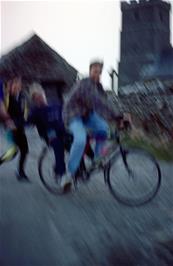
[38,129,162,206]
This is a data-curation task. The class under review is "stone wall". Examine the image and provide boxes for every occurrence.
[109,80,173,142]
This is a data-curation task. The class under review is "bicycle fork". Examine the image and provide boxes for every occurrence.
[119,145,134,178]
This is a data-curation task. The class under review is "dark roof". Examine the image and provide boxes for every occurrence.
[0,34,77,88]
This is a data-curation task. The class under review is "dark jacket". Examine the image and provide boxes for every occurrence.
[63,77,121,126]
[28,103,64,144]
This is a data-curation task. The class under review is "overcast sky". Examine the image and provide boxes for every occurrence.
[0,0,173,89]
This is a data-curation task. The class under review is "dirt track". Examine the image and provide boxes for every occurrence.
[0,128,173,266]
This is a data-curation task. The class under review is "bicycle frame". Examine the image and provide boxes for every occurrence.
[81,130,130,182]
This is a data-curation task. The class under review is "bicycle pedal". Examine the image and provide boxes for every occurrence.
[101,160,107,168]
[96,160,105,168]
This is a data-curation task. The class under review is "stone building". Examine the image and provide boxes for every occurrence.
[118,0,171,88]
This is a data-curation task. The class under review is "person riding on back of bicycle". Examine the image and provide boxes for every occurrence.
[62,59,127,190]
[27,85,67,183]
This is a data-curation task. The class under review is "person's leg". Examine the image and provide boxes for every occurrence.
[68,117,87,175]
[84,136,95,160]
[50,135,65,176]
[85,112,109,157]
[13,129,29,177]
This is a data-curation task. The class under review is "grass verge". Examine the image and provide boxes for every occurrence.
[122,135,173,162]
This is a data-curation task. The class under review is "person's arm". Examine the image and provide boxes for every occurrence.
[0,81,15,128]
[0,101,15,128]
[0,81,7,121]
[0,101,8,121]
[64,80,82,106]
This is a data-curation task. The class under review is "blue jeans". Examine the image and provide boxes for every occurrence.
[50,137,65,176]
[68,112,109,175]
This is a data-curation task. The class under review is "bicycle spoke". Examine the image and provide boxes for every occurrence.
[107,148,161,206]
[39,147,62,194]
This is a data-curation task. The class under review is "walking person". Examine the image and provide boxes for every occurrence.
[6,77,29,181]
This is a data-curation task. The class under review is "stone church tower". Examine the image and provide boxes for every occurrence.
[118,0,171,88]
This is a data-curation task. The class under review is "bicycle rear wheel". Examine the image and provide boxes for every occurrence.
[106,147,161,206]
[38,146,62,194]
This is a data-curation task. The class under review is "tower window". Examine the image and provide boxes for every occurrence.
[159,12,163,22]
[134,11,140,21]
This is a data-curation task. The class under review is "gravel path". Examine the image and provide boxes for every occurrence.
[0,128,173,266]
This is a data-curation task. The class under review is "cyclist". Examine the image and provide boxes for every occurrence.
[28,86,66,183]
[62,60,125,189]
[5,77,29,181]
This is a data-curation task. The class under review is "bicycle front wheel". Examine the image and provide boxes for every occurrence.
[106,147,161,206]
[38,146,62,194]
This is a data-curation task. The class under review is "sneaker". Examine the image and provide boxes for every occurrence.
[60,173,72,193]
[16,170,30,182]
